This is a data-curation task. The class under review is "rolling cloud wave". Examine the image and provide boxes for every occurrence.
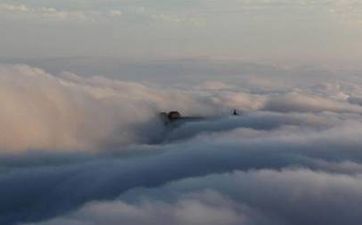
[1,64,362,225]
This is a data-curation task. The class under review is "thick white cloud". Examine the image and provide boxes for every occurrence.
[2,63,362,225]
[23,169,362,225]
[0,64,226,152]
[2,64,362,152]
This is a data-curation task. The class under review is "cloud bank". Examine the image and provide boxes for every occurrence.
[1,64,362,225]
[27,169,362,225]
[0,64,225,152]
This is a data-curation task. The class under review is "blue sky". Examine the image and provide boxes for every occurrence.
[0,0,362,64]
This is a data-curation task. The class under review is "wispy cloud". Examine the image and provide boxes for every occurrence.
[0,3,122,22]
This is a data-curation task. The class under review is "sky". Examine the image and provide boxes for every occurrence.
[0,0,362,64]
[2,1,362,225]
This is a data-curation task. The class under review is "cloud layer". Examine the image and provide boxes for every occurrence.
[1,64,362,225]
[27,169,362,225]
[0,64,226,152]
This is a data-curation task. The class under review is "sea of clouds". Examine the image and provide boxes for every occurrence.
[1,63,362,225]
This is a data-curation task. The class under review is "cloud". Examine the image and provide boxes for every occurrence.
[2,63,362,153]
[262,92,362,113]
[0,3,30,12]
[23,169,362,225]
[0,3,123,22]
[1,64,362,225]
[24,191,256,225]
[0,2,202,24]
[0,64,232,152]
[1,106,362,224]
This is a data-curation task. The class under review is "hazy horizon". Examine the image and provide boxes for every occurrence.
[1,0,362,65]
